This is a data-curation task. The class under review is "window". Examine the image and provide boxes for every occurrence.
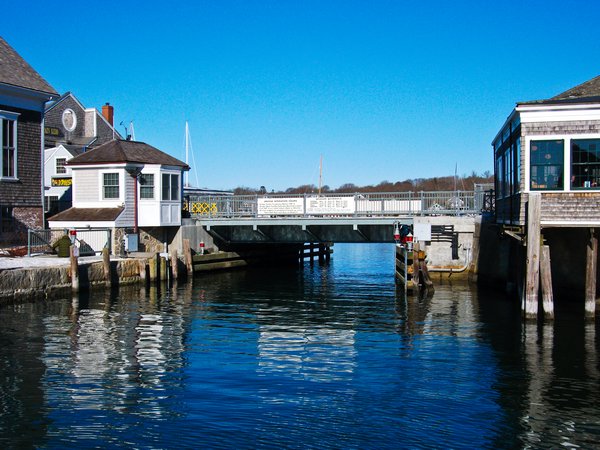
[103,173,119,199]
[530,140,564,190]
[571,139,600,189]
[56,158,67,174]
[139,173,154,199]
[162,173,179,201]
[1,116,17,179]
[45,196,59,213]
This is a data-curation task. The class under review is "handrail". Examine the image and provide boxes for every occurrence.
[185,190,485,219]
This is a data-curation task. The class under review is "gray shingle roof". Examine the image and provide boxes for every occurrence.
[520,75,600,105]
[0,36,58,95]
[48,207,124,222]
[67,139,190,169]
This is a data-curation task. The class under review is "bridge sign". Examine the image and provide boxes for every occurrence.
[306,196,356,215]
[258,197,304,215]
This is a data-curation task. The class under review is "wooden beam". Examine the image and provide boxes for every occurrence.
[586,228,598,318]
[524,193,541,319]
[540,244,554,319]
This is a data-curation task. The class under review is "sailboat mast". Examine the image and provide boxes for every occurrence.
[185,121,189,187]
[318,154,323,195]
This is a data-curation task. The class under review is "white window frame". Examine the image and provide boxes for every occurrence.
[161,172,180,201]
[55,157,67,174]
[0,111,19,180]
[101,171,121,200]
[525,133,600,193]
[139,173,155,200]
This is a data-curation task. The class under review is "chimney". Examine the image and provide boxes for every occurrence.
[102,102,114,126]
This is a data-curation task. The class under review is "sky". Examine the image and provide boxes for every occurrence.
[4,0,600,191]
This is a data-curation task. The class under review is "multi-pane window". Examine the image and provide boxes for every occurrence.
[162,173,180,201]
[571,139,600,189]
[2,117,17,178]
[530,140,564,190]
[56,158,67,174]
[139,173,154,199]
[103,173,119,199]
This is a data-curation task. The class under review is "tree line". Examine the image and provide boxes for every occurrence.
[233,171,493,195]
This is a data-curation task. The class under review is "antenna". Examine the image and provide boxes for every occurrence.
[129,121,136,141]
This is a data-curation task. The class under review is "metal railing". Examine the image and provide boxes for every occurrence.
[27,228,112,256]
[185,190,486,219]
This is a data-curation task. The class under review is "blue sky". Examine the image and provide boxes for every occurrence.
[4,1,600,191]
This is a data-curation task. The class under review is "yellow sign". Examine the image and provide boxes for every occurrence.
[51,177,72,187]
[190,202,218,215]
[45,127,60,136]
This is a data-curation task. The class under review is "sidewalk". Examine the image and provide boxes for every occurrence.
[0,254,105,270]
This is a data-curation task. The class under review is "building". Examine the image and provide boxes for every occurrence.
[47,139,189,254]
[44,93,122,217]
[493,75,600,226]
[0,37,58,246]
[491,75,600,317]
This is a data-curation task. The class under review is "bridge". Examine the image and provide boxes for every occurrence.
[184,189,490,244]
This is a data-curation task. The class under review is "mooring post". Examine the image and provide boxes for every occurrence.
[183,239,193,275]
[585,228,598,318]
[171,248,179,280]
[102,247,111,286]
[524,193,541,319]
[540,244,554,319]
[70,245,79,293]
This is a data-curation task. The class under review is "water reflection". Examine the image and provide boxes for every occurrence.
[0,244,599,448]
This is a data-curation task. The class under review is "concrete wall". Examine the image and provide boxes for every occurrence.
[0,258,143,305]
[413,216,476,280]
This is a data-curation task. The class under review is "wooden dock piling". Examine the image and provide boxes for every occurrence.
[540,244,554,319]
[524,193,541,319]
[586,228,598,318]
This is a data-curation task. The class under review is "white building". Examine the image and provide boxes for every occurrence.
[48,139,189,253]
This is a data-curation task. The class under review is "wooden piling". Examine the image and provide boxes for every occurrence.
[138,259,147,282]
[183,239,193,275]
[159,252,167,281]
[148,254,158,281]
[524,193,541,319]
[585,228,597,318]
[540,244,554,319]
[70,245,79,292]
[171,248,179,280]
[102,247,111,286]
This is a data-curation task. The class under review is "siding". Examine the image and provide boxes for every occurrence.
[74,169,99,203]
[0,105,42,207]
[115,173,135,227]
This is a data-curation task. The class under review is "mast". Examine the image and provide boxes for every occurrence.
[185,121,189,187]
[318,154,323,195]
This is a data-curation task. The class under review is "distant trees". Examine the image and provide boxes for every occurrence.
[232,171,493,194]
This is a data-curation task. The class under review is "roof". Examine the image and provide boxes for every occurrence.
[48,207,124,222]
[519,75,600,106]
[0,36,58,96]
[67,139,190,169]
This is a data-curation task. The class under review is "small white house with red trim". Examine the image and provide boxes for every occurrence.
[48,139,189,253]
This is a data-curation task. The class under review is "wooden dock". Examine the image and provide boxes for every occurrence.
[395,242,434,295]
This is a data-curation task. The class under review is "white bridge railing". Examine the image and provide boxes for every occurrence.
[185,190,487,219]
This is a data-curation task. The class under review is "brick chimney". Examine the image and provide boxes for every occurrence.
[102,102,114,126]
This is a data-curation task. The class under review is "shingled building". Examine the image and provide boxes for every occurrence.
[0,37,58,246]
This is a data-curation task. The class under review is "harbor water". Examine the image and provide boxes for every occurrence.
[1,244,599,449]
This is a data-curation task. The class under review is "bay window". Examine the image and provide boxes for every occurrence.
[162,173,179,201]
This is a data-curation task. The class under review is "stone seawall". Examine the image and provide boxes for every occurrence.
[0,258,144,305]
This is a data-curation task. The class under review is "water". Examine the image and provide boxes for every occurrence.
[1,244,599,449]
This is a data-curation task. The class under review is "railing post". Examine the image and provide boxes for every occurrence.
[420,191,424,216]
